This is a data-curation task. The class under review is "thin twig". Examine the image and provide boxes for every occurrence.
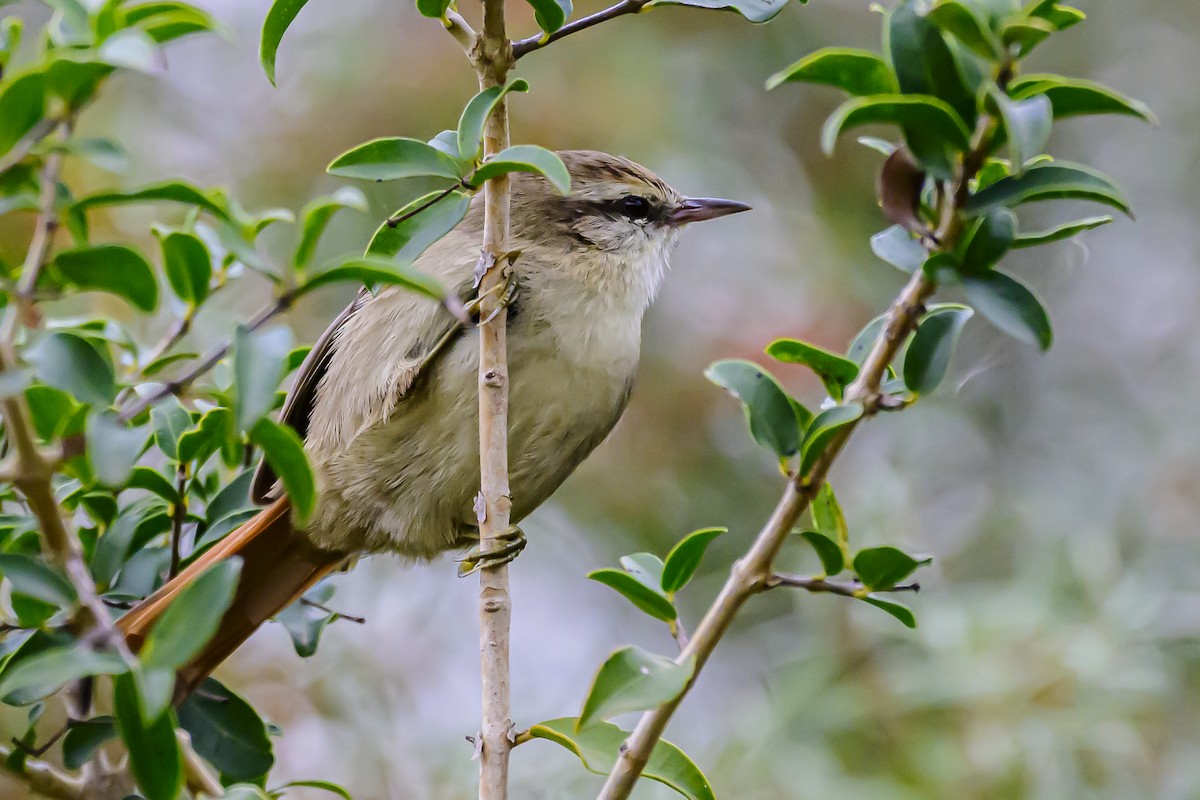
[386,183,461,228]
[168,463,188,578]
[300,597,366,624]
[471,1,516,798]
[762,574,920,597]
[511,0,650,59]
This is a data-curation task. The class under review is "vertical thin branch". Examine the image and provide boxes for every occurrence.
[471,3,516,799]
[168,463,188,578]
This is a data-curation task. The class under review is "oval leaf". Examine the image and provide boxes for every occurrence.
[705,359,802,460]
[861,594,917,628]
[869,225,926,273]
[966,161,1132,217]
[299,257,449,305]
[365,188,472,266]
[578,646,694,731]
[140,558,243,671]
[457,79,530,161]
[1012,215,1111,248]
[114,671,184,800]
[469,144,570,194]
[250,417,315,523]
[327,137,463,182]
[853,545,925,590]
[260,0,313,85]
[960,207,1016,272]
[799,403,864,476]
[28,332,116,407]
[587,568,677,622]
[51,244,159,312]
[766,48,898,95]
[661,527,726,594]
[799,530,845,576]
[0,645,127,701]
[233,326,292,432]
[0,554,77,607]
[179,677,275,784]
[962,269,1053,350]
[989,88,1052,174]
[292,187,369,270]
[1009,74,1156,124]
[821,94,971,157]
[157,229,212,304]
[766,339,859,401]
[903,304,973,395]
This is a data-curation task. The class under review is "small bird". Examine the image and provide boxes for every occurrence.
[118,150,749,695]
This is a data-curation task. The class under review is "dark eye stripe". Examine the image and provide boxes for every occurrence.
[596,195,664,223]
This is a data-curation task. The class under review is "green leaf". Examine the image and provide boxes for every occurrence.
[799,531,844,576]
[62,717,117,770]
[765,339,859,401]
[847,313,887,366]
[821,94,971,160]
[903,305,973,395]
[529,718,715,800]
[853,545,925,590]
[1012,215,1111,248]
[293,187,368,270]
[151,399,192,461]
[704,359,802,460]
[799,403,863,476]
[416,0,453,18]
[326,137,463,182]
[525,0,572,33]
[966,161,1132,217]
[0,554,77,607]
[861,595,917,628]
[869,225,926,273]
[114,672,184,800]
[299,257,449,305]
[0,72,45,160]
[276,583,339,658]
[233,325,292,432]
[960,207,1016,272]
[48,244,159,312]
[178,678,274,785]
[250,417,315,523]
[1025,0,1084,31]
[123,2,219,44]
[1008,74,1156,123]
[28,332,116,407]
[587,569,677,622]
[661,527,726,594]
[156,229,212,304]
[765,48,898,95]
[927,0,1002,59]
[140,559,242,671]
[97,28,166,73]
[989,87,1052,174]
[1001,17,1055,55]
[578,646,694,731]
[962,269,1053,350]
[654,0,790,23]
[260,0,312,85]
[127,466,180,503]
[86,411,147,487]
[71,181,233,231]
[620,552,666,590]
[365,189,472,266]
[470,145,570,194]
[812,482,848,556]
[457,79,530,161]
[0,645,126,701]
[177,406,233,465]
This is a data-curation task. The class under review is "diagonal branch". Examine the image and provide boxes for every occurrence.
[511,0,650,59]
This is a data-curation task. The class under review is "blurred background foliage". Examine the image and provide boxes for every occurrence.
[1,0,1194,797]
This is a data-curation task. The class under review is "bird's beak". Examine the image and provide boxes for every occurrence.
[668,197,752,226]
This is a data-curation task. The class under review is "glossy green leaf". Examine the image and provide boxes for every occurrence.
[861,595,917,628]
[847,313,887,366]
[415,0,453,18]
[0,554,76,607]
[157,229,212,304]
[178,677,275,784]
[821,95,971,157]
[1025,0,1085,31]
[140,558,242,671]
[661,527,726,594]
[799,531,844,576]
[127,466,179,502]
[0,645,126,701]
[620,552,666,589]
[903,305,973,395]
[966,161,1132,217]
[989,87,1052,174]
[250,417,315,523]
[960,207,1017,271]
[62,717,117,770]
[705,359,802,459]
[765,48,898,95]
[87,411,147,487]
[260,0,312,85]
[765,339,859,400]
[529,718,715,800]
[177,406,233,465]
[870,225,926,273]
[151,398,191,461]
[49,244,159,312]
[963,269,1053,350]
[927,0,1002,59]
[114,671,184,800]
[327,137,463,182]
[578,646,694,730]
[1012,215,1112,248]
[525,0,572,33]
[654,0,790,24]
[365,189,472,266]
[123,2,219,44]
[98,28,166,73]
[1009,74,1156,123]
[0,72,45,161]
[812,482,848,555]
[71,181,233,230]
[299,257,449,304]
[1001,17,1055,54]
[853,545,925,590]
[799,403,863,476]
[458,79,530,161]
[588,568,677,622]
[470,145,570,194]
[233,325,292,432]
[28,332,116,406]
[293,186,368,270]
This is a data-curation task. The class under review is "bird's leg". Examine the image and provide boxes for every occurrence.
[455,525,527,577]
[470,258,520,326]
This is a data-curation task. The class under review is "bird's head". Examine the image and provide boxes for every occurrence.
[505,149,750,309]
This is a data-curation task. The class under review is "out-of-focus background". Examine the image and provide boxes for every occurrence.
[4,0,1198,797]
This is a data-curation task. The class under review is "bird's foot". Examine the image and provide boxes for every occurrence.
[456,525,526,577]
[471,263,520,326]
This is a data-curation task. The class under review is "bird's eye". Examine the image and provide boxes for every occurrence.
[619,195,652,219]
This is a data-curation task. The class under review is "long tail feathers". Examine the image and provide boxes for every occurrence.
[118,498,344,698]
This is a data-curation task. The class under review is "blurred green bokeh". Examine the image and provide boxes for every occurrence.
[2,0,1196,797]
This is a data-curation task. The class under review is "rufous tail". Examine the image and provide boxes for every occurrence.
[117,498,345,698]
